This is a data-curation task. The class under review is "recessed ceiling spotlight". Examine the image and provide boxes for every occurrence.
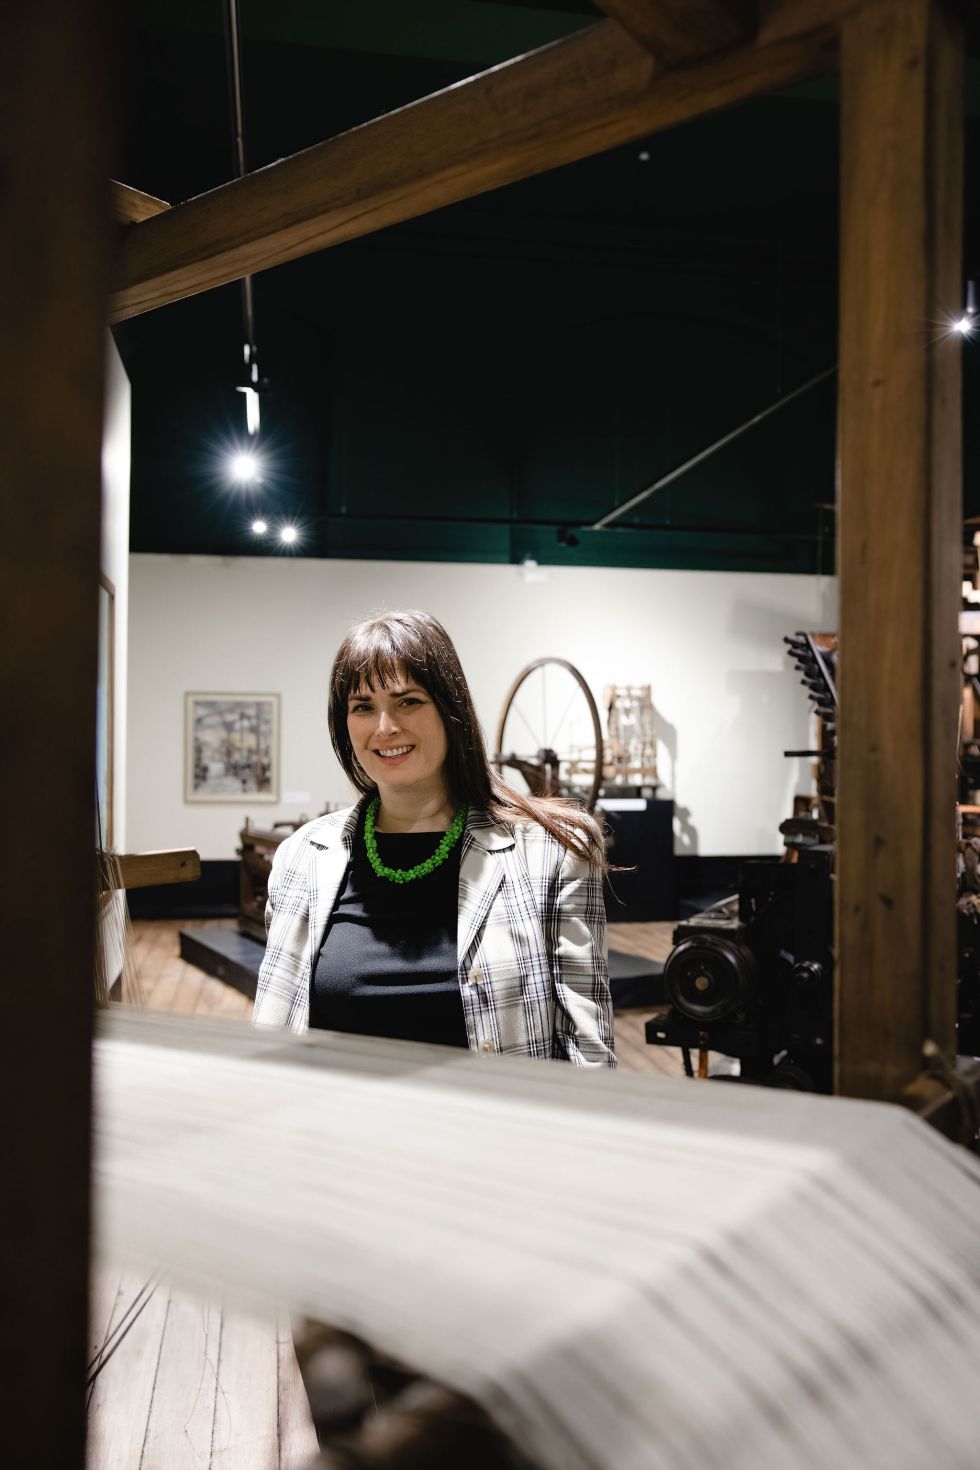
[230,451,261,483]
[251,518,268,535]
[638,150,650,163]
[280,525,298,545]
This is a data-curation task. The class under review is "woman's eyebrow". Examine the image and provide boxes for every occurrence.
[348,685,423,702]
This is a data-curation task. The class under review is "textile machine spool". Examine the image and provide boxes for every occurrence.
[93,1009,980,1470]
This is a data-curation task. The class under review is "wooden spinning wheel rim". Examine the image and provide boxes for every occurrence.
[494,656,604,812]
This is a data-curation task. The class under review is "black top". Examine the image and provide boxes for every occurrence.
[310,816,467,1048]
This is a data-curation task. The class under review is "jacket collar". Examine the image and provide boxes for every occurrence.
[463,810,515,852]
[308,794,515,853]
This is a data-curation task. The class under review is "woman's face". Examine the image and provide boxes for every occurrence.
[346,666,449,798]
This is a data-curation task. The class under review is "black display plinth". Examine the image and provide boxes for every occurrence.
[179,926,662,1011]
[600,797,676,922]
[179,926,264,999]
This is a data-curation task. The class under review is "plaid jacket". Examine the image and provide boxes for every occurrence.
[252,797,615,1067]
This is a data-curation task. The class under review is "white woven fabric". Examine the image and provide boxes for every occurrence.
[93,1009,980,1470]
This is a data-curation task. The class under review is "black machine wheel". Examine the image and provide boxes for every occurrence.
[764,1059,818,1091]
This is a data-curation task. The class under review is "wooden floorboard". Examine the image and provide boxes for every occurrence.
[87,1270,318,1470]
[129,921,251,1021]
[607,920,675,964]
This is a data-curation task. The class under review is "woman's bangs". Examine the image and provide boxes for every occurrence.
[336,624,431,702]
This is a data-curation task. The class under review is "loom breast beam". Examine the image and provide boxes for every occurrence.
[109,18,836,323]
[94,1009,980,1470]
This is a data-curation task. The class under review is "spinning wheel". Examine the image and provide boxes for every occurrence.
[493,657,604,812]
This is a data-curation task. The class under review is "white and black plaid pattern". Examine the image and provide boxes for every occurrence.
[253,797,615,1067]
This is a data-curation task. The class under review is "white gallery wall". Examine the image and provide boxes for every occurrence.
[102,340,131,851]
[127,554,837,860]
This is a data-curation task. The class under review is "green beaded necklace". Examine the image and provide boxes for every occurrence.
[363,795,466,884]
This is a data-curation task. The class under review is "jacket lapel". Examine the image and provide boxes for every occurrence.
[457,812,515,970]
[308,800,362,962]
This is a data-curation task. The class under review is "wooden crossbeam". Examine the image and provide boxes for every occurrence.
[756,0,869,47]
[591,1,755,64]
[110,18,835,323]
[835,0,963,1100]
[111,180,170,224]
[103,849,202,891]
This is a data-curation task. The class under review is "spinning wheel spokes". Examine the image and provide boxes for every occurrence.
[493,657,604,812]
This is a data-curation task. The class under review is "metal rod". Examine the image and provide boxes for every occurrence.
[590,365,838,531]
[224,0,256,350]
[288,509,832,541]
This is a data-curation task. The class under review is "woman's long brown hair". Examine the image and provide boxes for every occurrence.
[327,610,606,868]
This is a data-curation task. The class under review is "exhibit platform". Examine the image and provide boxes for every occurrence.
[179,926,664,1011]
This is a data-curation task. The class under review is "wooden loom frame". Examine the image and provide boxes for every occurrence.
[0,0,965,1461]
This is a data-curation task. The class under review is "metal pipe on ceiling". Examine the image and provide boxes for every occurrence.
[590,364,838,531]
[224,0,258,401]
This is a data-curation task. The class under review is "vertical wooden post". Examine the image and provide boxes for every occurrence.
[836,0,963,1099]
[0,2,113,1461]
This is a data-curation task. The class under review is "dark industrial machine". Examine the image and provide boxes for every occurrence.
[646,631,838,1091]
[648,623,980,1089]
[647,846,834,1092]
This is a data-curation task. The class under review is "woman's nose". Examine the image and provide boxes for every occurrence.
[376,707,399,736]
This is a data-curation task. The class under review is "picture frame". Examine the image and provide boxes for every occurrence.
[184,692,280,803]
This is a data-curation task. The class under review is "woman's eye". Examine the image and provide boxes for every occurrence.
[400,697,422,708]
[351,703,372,714]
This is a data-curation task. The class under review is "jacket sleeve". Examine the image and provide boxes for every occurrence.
[252,831,312,1032]
[549,837,616,1068]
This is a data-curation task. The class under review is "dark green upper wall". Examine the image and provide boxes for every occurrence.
[115,3,978,575]
[134,0,598,67]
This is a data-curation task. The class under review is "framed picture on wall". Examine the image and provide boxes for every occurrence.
[184,692,280,803]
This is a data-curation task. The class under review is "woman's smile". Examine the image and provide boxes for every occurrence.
[373,744,414,763]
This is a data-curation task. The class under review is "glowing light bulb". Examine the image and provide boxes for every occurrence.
[280,525,298,544]
[954,314,975,336]
[230,451,261,483]
[251,519,267,535]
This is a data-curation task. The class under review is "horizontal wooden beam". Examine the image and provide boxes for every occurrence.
[110,18,836,323]
[108,849,202,890]
[111,181,170,224]
[592,0,754,65]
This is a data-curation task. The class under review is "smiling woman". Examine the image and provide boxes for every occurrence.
[253,609,615,1065]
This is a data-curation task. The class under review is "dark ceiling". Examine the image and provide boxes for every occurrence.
[113,1,980,573]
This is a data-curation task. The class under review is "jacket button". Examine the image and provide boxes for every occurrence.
[480,1039,493,1053]
[469,966,482,984]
